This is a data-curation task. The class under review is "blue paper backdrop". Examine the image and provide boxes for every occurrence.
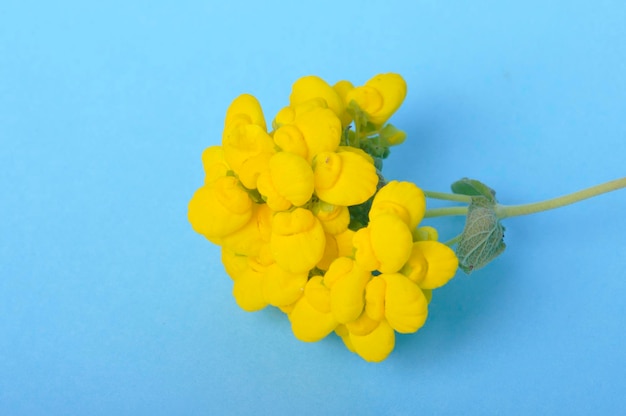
[1,1,625,414]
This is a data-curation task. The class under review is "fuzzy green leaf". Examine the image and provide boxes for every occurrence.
[451,178,497,203]
[455,196,506,273]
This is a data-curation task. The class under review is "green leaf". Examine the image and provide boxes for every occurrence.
[455,196,506,274]
[451,178,497,203]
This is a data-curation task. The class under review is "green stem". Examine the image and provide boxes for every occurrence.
[444,234,463,247]
[423,177,626,219]
[424,206,468,218]
[423,190,473,203]
[496,177,626,219]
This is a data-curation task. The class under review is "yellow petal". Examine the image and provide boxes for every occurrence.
[290,75,345,122]
[224,93,266,130]
[262,263,307,306]
[412,226,439,242]
[289,280,337,342]
[369,180,426,230]
[353,228,380,272]
[232,258,268,312]
[413,241,458,289]
[345,312,380,336]
[313,151,378,206]
[349,319,395,362]
[382,273,428,334]
[188,176,253,239]
[201,146,230,184]
[257,171,292,212]
[311,200,350,235]
[364,276,386,321]
[304,275,331,313]
[316,233,339,271]
[368,214,413,273]
[325,258,372,323]
[346,73,407,126]
[221,123,275,189]
[273,124,308,159]
[270,208,326,273]
[269,152,314,207]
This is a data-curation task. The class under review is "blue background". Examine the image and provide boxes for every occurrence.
[2,1,625,414]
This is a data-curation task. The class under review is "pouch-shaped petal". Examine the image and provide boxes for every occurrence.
[368,213,413,273]
[324,258,372,324]
[262,263,307,307]
[270,208,326,273]
[188,176,253,240]
[349,319,395,363]
[222,123,275,189]
[313,150,378,206]
[346,73,407,126]
[381,273,428,334]
[232,258,268,312]
[412,241,458,289]
[201,146,230,184]
[289,278,337,342]
[224,93,267,130]
[290,75,345,122]
[369,181,426,230]
[269,152,314,207]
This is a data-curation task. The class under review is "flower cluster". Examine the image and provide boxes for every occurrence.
[188,73,459,362]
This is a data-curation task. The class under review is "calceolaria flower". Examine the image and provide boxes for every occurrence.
[188,73,459,362]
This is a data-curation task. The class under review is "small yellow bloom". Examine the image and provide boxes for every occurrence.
[274,104,341,163]
[188,176,253,240]
[349,319,395,362]
[270,208,326,273]
[267,151,314,207]
[262,263,307,307]
[381,272,428,333]
[224,93,267,131]
[289,75,346,124]
[402,241,458,289]
[231,258,268,312]
[221,123,275,190]
[313,149,378,206]
[369,180,426,230]
[323,257,372,324]
[289,276,337,342]
[256,170,292,212]
[201,146,230,184]
[353,213,413,273]
[346,73,407,126]
[311,200,350,235]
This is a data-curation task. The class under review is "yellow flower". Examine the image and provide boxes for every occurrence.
[348,319,395,362]
[288,276,337,342]
[224,93,267,131]
[219,203,273,258]
[270,208,326,273]
[401,241,458,289]
[311,200,350,235]
[313,148,378,206]
[381,272,428,333]
[221,123,275,190]
[346,73,407,126]
[188,176,253,240]
[273,102,341,163]
[323,257,372,324]
[262,263,307,307]
[266,151,314,207]
[201,146,230,184]
[369,180,425,230]
[353,213,413,273]
[231,257,268,312]
[289,75,347,125]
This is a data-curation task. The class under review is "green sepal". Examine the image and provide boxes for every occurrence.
[455,196,506,274]
[451,178,497,203]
